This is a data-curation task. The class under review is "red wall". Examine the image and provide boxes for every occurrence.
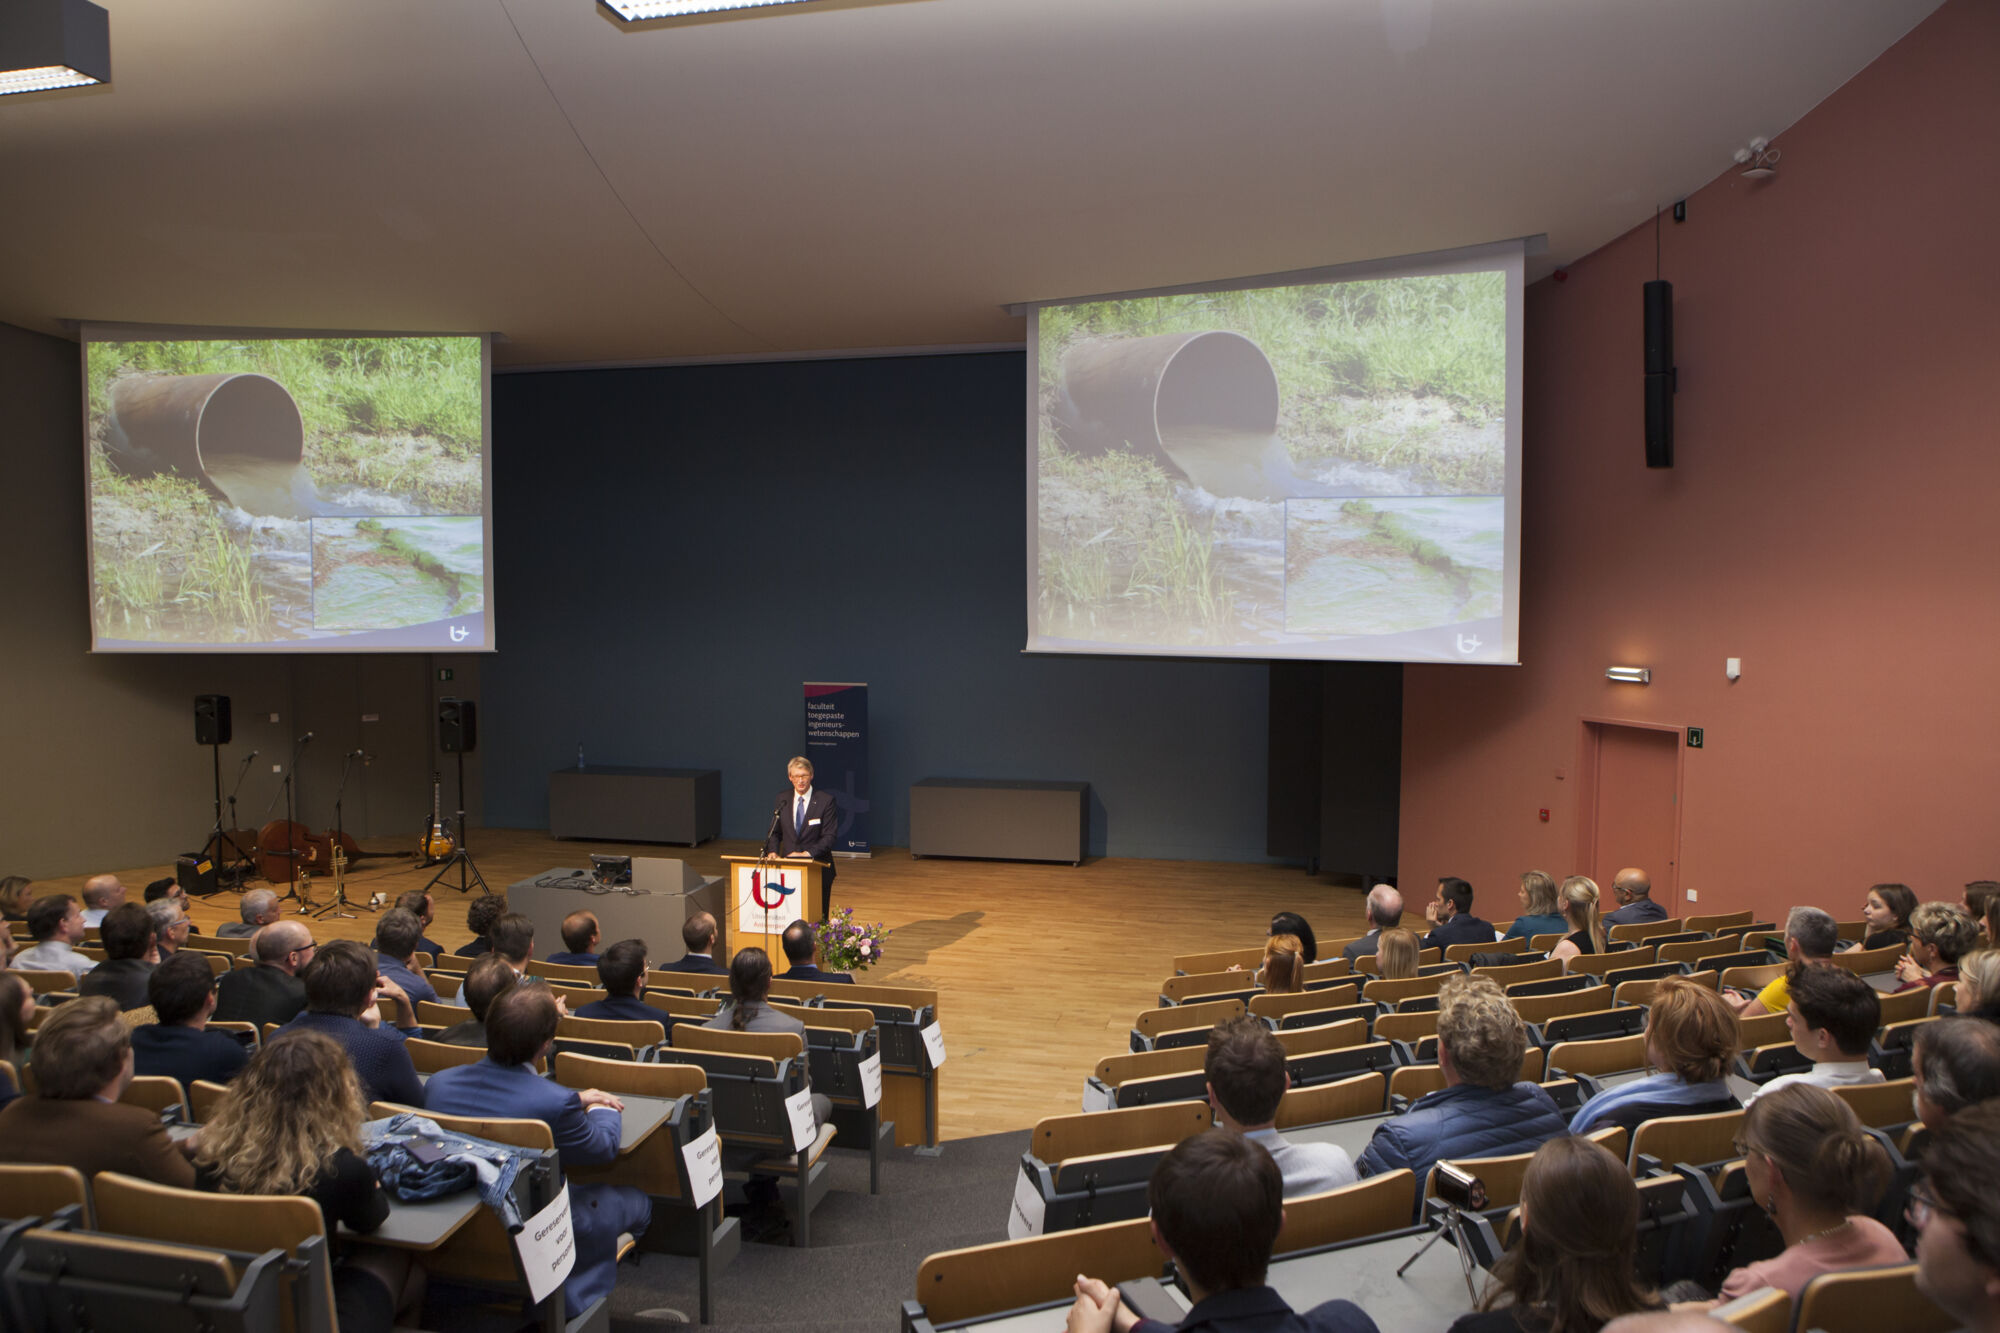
[1398,0,2000,926]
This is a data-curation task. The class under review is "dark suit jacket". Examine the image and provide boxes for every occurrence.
[1420,913,1495,952]
[0,1095,198,1187]
[425,1058,619,1168]
[781,963,853,985]
[1603,897,1668,926]
[765,788,838,884]
[279,1011,425,1109]
[1132,1286,1379,1333]
[213,964,308,1028]
[79,958,156,1011]
[577,995,662,1024]
[130,1023,251,1088]
[657,952,726,975]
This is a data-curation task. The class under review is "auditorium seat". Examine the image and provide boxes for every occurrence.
[1616,970,1717,1005]
[1506,987,1605,1027]
[1274,1070,1388,1126]
[1171,945,1263,975]
[1710,1285,1791,1333]
[1249,987,1361,1025]
[1271,1169,1418,1253]
[118,1074,186,1120]
[1684,910,1754,935]
[0,1162,93,1227]
[1830,1076,1916,1131]
[1827,943,1908,977]
[1445,935,1524,963]
[1607,918,1684,944]
[1629,1105,1747,1176]
[1130,996,1245,1052]
[1792,1263,1955,1333]
[1470,957,1561,987]
[912,1214,1162,1327]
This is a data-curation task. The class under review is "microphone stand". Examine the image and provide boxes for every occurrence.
[314,751,373,920]
[276,732,313,908]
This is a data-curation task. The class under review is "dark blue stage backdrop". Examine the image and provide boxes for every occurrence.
[806,681,870,856]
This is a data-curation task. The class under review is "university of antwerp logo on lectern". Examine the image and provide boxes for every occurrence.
[740,867,802,933]
[749,870,796,910]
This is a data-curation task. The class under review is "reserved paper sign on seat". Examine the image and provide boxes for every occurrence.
[681,1126,723,1207]
[514,1185,577,1305]
[1006,1167,1046,1239]
[859,1052,883,1108]
[785,1087,817,1151]
[920,1021,947,1068]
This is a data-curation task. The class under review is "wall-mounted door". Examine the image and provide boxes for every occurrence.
[1578,720,1683,907]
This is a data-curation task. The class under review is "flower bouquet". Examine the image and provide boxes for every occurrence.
[813,907,891,975]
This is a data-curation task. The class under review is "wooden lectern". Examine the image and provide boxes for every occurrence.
[719,855,824,961]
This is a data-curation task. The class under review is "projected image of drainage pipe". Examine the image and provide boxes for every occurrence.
[1052,332,1322,502]
[106,373,326,519]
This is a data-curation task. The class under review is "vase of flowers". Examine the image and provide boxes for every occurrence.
[813,907,891,975]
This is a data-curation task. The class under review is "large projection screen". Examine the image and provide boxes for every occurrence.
[1027,240,1523,664]
[82,324,493,653]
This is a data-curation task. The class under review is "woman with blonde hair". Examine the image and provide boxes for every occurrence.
[1570,975,1739,1136]
[1547,876,1606,971]
[193,1030,417,1332]
[0,876,32,922]
[1259,934,1305,993]
[1501,870,1565,943]
[1956,948,2000,1020]
[1375,927,1420,981]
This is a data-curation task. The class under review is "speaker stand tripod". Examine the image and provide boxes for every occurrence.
[199,744,258,888]
[423,748,489,897]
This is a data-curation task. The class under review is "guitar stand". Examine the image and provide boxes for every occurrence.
[423,749,488,895]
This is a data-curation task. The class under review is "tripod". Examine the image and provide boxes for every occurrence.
[424,747,489,896]
[1397,1201,1484,1303]
[200,745,258,887]
[314,751,375,920]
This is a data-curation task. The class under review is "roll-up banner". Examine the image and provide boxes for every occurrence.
[804,682,871,858]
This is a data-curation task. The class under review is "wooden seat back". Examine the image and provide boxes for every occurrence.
[1546,1031,1649,1079]
[120,1075,186,1117]
[1094,1045,1207,1088]
[1830,1077,1915,1129]
[646,991,724,1020]
[914,1216,1161,1325]
[1388,1063,1447,1103]
[1927,983,1958,1017]
[1032,1101,1212,1165]
[1250,987,1359,1022]
[1734,1010,1789,1049]
[1875,987,1933,1025]
[0,1162,93,1226]
[1711,1285,1791,1333]
[405,1037,487,1074]
[1172,946,1264,975]
[1274,1071,1387,1127]
[369,1103,557,1290]
[552,1055,709,1204]
[1471,958,1560,987]
[414,999,468,1028]
[673,1022,804,1061]
[188,1078,231,1124]
[1355,947,1441,977]
[1629,1105,1747,1172]
[1835,919,1869,942]
[1792,1262,1954,1333]
[1373,1011,1439,1046]
[558,1014,667,1048]
[1159,970,1258,1004]
[1446,936,1524,963]
[1300,958,1354,983]
[1566,945,1656,977]
[526,959,600,984]
[1684,910,1753,935]
[1428,1125,1627,1208]
[1607,919,1684,944]
[1719,963,1785,993]
[1508,987,1607,1026]
[1360,972,1450,1006]
[1827,943,1908,976]
[1136,997,1244,1037]
[1275,1170,1417,1252]
[1272,1018,1368,1056]
[14,969,75,995]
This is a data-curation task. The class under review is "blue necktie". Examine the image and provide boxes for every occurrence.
[795,795,805,837]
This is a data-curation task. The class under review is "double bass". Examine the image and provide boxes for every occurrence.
[255,819,331,885]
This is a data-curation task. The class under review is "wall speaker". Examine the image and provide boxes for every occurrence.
[194,694,232,746]
[1643,280,1675,468]
[439,696,478,754]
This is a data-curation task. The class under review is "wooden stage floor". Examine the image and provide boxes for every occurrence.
[38,829,1369,1140]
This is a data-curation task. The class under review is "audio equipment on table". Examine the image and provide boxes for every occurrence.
[418,772,455,863]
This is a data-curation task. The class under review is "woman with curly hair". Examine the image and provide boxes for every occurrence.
[192,1030,418,1332]
[1450,1135,1664,1332]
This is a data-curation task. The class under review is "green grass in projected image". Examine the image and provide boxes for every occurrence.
[1036,273,1506,646]
[87,334,484,644]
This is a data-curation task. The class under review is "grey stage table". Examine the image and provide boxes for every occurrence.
[549,765,720,845]
[909,778,1088,864]
[509,862,722,962]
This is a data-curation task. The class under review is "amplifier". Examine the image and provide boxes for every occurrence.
[177,854,219,897]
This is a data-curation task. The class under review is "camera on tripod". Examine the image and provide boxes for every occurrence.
[1429,1162,1489,1213]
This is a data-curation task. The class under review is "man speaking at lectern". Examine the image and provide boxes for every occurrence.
[766,755,837,921]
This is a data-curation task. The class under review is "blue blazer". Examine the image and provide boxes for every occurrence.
[657,953,726,975]
[781,963,853,985]
[576,995,661,1024]
[424,1057,620,1169]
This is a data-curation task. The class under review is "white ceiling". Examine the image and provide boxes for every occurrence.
[0,0,1941,368]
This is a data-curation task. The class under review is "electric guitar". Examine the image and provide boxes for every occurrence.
[418,773,455,862]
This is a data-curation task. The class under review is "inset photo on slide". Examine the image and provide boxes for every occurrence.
[1283,497,1503,636]
[311,516,485,630]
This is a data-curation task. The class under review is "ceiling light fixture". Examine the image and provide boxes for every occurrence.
[1605,666,1651,685]
[600,0,818,19]
[1734,136,1780,180]
[0,0,110,98]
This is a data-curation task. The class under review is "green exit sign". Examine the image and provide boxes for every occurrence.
[1687,727,1703,748]
[437,668,454,682]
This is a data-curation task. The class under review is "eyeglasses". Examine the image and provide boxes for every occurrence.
[1907,1182,1940,1230]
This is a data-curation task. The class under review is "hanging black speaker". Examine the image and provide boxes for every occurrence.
[194,694,232,746]
[439,696,478,754]
[1643,280,1676,468]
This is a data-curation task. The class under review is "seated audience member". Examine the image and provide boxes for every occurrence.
[1860,883,1917,951]
[372,908,438,1006]
[1603,866,1668,927]
[579,939,657,1023]
[1205,1017,1356,1196]
[1357,975,1566,1196]
[1967,881,2000,936]
[130,950,250,1087]
[1912,1017,2000,1129]
[1421,877,1495,952]
[779,918,853,983]
[143,877,200,934]
[1548,875,1607,971]
[79,901,159,1010]
[432,953,516,1047]
[1452,1136,1664,1333]
[193,1031,418,1333]
[1698,1084,1904,1308]
[14,893,96,979]
[0,995,195,1184]
[1957,949,2000,1021]
[444,910,537,1010]
[545,910,601,967]
[0,971,33,1106]
[280,939,424,1108]
[706,947,829,1123]
[1896,902,1980,993]
[1259,936,1305,993]
[1748,963,1883,1101]
[219,887,281,938]
[1342,888,1402,963]
[1374,928,1420,981]
[1571,976,1739,1135]
[1270,911,1319,966]
[1987,897,2000,955]
[213,920,314,1027]
[394,889,445,956]
[79,873,127,927]
[0,874,32,921]
[451,893,507,958]
[1065,1130,1378,1333]
[146,897,192,955]
[1501,870,1566,942]
[1911,1099,2000,1333]
[658,911,727,974]
[1735,906,1840,1017]
[425,983,650,1318]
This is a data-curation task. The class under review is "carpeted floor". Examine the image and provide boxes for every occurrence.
[603,1129,1031,1331]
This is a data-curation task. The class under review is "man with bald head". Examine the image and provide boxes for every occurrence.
[212,919,315,1027]
[80,874,127,927]
[1603,867,1667,926]
[1342,884,1405,963]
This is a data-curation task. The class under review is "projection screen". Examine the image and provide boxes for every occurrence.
[1026,240,1523,665]
[82,324,493,653]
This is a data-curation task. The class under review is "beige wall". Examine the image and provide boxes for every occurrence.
[1398,0,2000,925]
